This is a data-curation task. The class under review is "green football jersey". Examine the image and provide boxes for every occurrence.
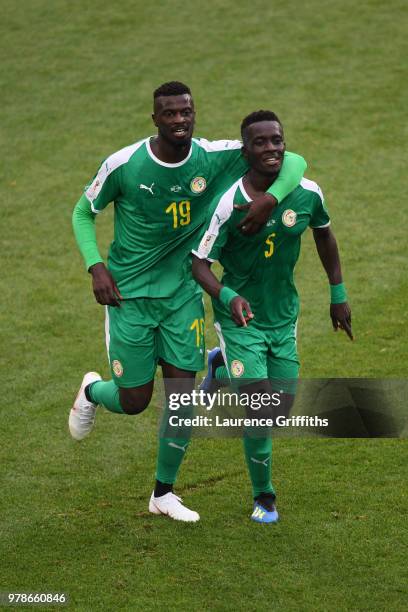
[193,176,330,327]
[84,137,304,301]
[85,137,246,300]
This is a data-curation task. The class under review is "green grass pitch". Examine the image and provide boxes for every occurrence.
[1,0,407,609]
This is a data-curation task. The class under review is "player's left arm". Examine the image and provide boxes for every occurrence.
[313,226,353,341]
[236,151,307,235]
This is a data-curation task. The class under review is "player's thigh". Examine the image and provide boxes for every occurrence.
[157,293,205,373]
[267,323,300,397]
[214,319,268,380]
[107,299,158,387]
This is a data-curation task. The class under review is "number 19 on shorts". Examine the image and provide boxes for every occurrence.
[190,318,204,347]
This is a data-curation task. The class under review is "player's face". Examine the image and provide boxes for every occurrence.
[152,94,195,147]
[242,121,285,178]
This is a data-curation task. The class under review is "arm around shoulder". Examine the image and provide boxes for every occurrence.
[266,151,307,203]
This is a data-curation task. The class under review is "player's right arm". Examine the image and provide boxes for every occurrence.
[72,195,123,306]
[72,149,130,306]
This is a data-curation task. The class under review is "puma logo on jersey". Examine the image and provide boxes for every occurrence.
[140,182,155,195]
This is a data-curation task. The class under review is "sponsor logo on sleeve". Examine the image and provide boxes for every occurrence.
[198,232,216,257]
[86,176,103,201]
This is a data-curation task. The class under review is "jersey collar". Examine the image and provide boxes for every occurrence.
[238,177,252,203]
[146,137,193,168]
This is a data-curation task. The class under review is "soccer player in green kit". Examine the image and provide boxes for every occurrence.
[70,84,307,522]
[192,110,352,523]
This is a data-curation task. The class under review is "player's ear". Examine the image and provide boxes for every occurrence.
[152,113,158,128]
[241,144,248,160]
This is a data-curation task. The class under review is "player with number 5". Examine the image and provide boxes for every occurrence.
[192,110,352,523]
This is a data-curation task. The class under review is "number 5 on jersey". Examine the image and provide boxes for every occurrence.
[166,200,191,228]
[265,233,276,258]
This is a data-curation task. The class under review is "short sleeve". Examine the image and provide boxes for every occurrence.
[192,183,236,261]
[193,218,231,262]
[307,182,330,228]
[83,141,145,213]
[84,159,121,213]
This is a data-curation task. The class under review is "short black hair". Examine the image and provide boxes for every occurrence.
[241,110,282,138]
[153,81,191,99]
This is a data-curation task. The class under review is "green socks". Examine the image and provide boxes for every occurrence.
[156,437,191,484]
[88,380,125,414]
[156,405,193,484]
[243,435,275,497]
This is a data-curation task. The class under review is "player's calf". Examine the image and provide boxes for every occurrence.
[119,386,153,414]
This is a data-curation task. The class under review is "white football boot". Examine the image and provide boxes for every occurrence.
[149,492,200,522]
[69,372,102,440]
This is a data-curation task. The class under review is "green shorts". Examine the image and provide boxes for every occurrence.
[214,318,299,393]
[106,293,205,387]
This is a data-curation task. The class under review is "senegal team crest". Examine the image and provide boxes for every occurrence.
[190,176,207,193]
[282,209,297,227]
[112,360,123,377]
[231,360,244,377]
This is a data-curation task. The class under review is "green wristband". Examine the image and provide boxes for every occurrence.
[330,283,347,304]
[219,286,239,309]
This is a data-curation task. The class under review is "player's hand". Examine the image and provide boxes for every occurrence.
[330,302,353,340]
[230,296,254,327]
[235,193,277,235]
[89,262,123,307]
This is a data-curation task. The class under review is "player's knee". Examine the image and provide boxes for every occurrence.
[273,392,295,419]
[119,388,151,415]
